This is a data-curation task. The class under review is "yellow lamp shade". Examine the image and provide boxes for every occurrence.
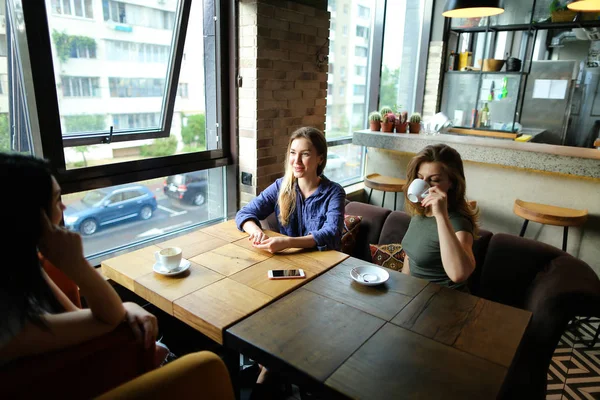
[442,0,505,18]
[568,0,600,12]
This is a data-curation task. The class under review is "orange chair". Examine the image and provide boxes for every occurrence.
[0,323,156,399]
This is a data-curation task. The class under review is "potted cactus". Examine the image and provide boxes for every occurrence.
[369,111,382,131]
[409,113,421,134]
[381,112,396,133]
[396,111,408,133]
[379,106,393,118]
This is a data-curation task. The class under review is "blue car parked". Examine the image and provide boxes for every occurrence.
[64,185,158,235]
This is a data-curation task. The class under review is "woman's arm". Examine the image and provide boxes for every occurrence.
[421,187,475,283]
[43,269,79,312]
[254,235,316,253]
[402,256,411,275]
[0,212,128,361]
[307,185,346,251]
[436,216,475,283]
[236,181,279,234]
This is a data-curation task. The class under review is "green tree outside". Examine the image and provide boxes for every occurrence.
[64,115,105,133]
[379,66,400,110]
[140,136,178,158]
[0,114,9,152]
[181,113,206,150]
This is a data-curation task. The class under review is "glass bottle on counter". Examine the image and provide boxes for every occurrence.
[480,103,490,128]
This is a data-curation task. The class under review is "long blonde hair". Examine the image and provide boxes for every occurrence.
[404,144,479,235]
[278,127,328,226]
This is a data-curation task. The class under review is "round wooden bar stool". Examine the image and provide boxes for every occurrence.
[364,173,407,210]
[513,199,588,252]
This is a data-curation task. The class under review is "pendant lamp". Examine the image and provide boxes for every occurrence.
[568,0,600,12]
[442,0,505,18]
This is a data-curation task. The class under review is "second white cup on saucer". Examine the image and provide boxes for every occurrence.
[155,247,183,271]
[406,178,431,203]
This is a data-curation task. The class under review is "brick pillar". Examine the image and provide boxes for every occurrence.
[238,0,329,207]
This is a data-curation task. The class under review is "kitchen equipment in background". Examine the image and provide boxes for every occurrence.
[506,57,522,72]
[478,58,506,71]
[521,60,578,145]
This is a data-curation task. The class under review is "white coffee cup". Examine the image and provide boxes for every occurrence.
[406,179,430,203]
[155,247,183,271]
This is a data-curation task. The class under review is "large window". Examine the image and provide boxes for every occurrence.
[325,0,432,186]
[4,0,229,263]
[378,1,428,114]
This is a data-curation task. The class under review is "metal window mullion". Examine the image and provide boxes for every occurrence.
[366,0,385,115]
[414,0,434,114]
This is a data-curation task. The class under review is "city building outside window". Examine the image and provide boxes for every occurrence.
[61,76,100,97]
[341,45,346,56]
[342,25,348,36]
[112,113,160,130]
[343,4,349,14]
[51,0,94,19]
[102,0,175,30]
[355,65,366,76]
[353,84,365,96]
[109,78,165,97]
[354,46,367,57]
[356,26,369,39]
[177,83,189,98]
[358,5,370,19]
[105,40,170,63]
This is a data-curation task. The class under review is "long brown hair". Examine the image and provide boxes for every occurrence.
[278,127,328,226]
[404,144,479,235]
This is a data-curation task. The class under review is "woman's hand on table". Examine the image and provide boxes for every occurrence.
[248,229,269,245]
[421,186,449,220]
[253,236,289,253]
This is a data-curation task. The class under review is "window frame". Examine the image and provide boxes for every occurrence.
[23,0,192,151]
[17,0,232,196]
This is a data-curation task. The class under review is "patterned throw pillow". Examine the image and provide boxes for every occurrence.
[369,244,405,272]
[340,215,362,255]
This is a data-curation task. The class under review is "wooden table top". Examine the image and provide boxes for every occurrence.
[101,220,349,344]
[226,256,531,399]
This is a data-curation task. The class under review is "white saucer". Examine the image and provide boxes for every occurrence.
[350,265,389,286]
[153,259,191,276]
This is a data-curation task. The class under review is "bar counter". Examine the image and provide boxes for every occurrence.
[353,130,600,179]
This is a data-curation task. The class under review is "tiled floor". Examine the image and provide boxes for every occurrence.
[547,319,600,400]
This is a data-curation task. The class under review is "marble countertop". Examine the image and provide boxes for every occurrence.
[353,130,600,179]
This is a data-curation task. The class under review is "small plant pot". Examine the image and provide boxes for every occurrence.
[381,122,394,133]
[395,122,407,133]
[409,122,421,134]
[369,121,381,131]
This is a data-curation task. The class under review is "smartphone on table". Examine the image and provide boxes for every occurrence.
[267,269,306,279]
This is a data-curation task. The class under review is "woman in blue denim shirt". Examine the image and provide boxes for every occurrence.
[235,127,345,253]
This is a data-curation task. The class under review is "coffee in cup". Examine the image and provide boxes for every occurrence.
[155,247,183,271]
[406,179,430,203]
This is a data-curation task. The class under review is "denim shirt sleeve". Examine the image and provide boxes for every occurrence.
[309,184,345,251]
[235,181,279,231]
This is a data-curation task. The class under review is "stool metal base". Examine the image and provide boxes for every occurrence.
[519,219,569,252]
[368,188,400,210]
